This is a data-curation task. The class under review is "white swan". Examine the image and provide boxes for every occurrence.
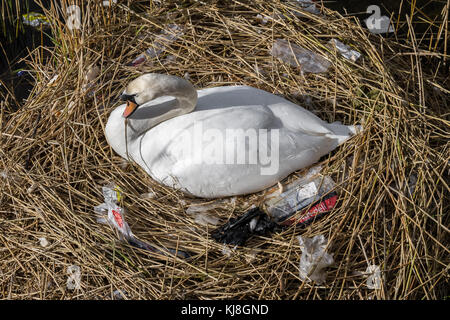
[105,73,360,198]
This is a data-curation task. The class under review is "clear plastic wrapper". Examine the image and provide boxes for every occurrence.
[365,264,382,289]
[94,183,189,258]
[328,39,361,62]
[271,39,331,73]
[264,165,337,226]
[212,166,338,246]
[297,234,334,284]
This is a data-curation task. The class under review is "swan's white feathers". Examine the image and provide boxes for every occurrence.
[106,76,360,198]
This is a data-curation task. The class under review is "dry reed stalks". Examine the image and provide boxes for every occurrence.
[0,0,448,299]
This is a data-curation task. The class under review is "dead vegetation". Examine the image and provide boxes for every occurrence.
[0,0,448,299]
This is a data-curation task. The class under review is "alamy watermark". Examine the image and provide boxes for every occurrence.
[168,122,280,176]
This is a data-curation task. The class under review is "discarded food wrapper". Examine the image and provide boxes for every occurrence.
[271,39,331,73]
[130,24,184,67]
[22,12,50,28]
[297,234,334,284]
[264,165,337,226]
[328,39,361,62]
[94,183,189,258]
[365,264,382,289]
[211,165,338,246]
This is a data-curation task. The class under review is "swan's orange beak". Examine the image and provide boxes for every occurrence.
[123,100,138,118]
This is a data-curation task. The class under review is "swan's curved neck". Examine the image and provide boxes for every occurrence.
[106,74,199,159]
[130,76,198,136]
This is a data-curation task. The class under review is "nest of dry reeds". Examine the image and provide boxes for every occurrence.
[0,0,448,299]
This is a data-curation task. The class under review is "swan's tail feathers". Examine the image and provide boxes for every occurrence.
[325,122,363,146]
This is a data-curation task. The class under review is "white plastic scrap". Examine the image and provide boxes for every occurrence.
[93,183,133,239]
[113,289,127,300]
[48,74,59,86]
[221,244,237,257]
[140,190,157,199]
[297,235,334,284]
[186,203,222,226]
[94,183,189,258]
[38,237,49,247]
[329,39,361,62]
[365,264,382,289]
[102,0,117,7]
[256,14,269,25]
[271,39,331,73]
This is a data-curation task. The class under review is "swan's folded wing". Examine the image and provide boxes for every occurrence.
[136,105,276,182]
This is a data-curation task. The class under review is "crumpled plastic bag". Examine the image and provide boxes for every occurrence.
[297,235,334,284]
[328,39,361,62]
[94,183,189,258]
[271,39,331,73]
[365,264,382,289]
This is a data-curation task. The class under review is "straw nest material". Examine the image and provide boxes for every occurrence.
[0,0,448,299]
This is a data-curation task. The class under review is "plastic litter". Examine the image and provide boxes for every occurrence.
[66,265,81,290]
[365,264,382,289]
[256,14,269,25]
[264,165,337,226]
[113,289,127,300]
[140,190,157,199]
[221,244,237,257]
[130,24,184,67]
[94,183,190,258]
[297,234,334,284]
[48,74,59,86]
[271,39,331,73]
[102,0,117,7]
[328,39,361,62]
[211,166,338,246]
[38,237,49,247]
[27,183,38,194]
[22,12,50,28]
[211,206,274,246]
[185,201,232,227]
[292,0,320,17]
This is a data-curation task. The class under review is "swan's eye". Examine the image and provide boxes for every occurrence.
[120,93,138,102]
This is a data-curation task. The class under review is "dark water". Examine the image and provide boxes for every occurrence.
[0,0,446,110]
[0,0,53,109]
